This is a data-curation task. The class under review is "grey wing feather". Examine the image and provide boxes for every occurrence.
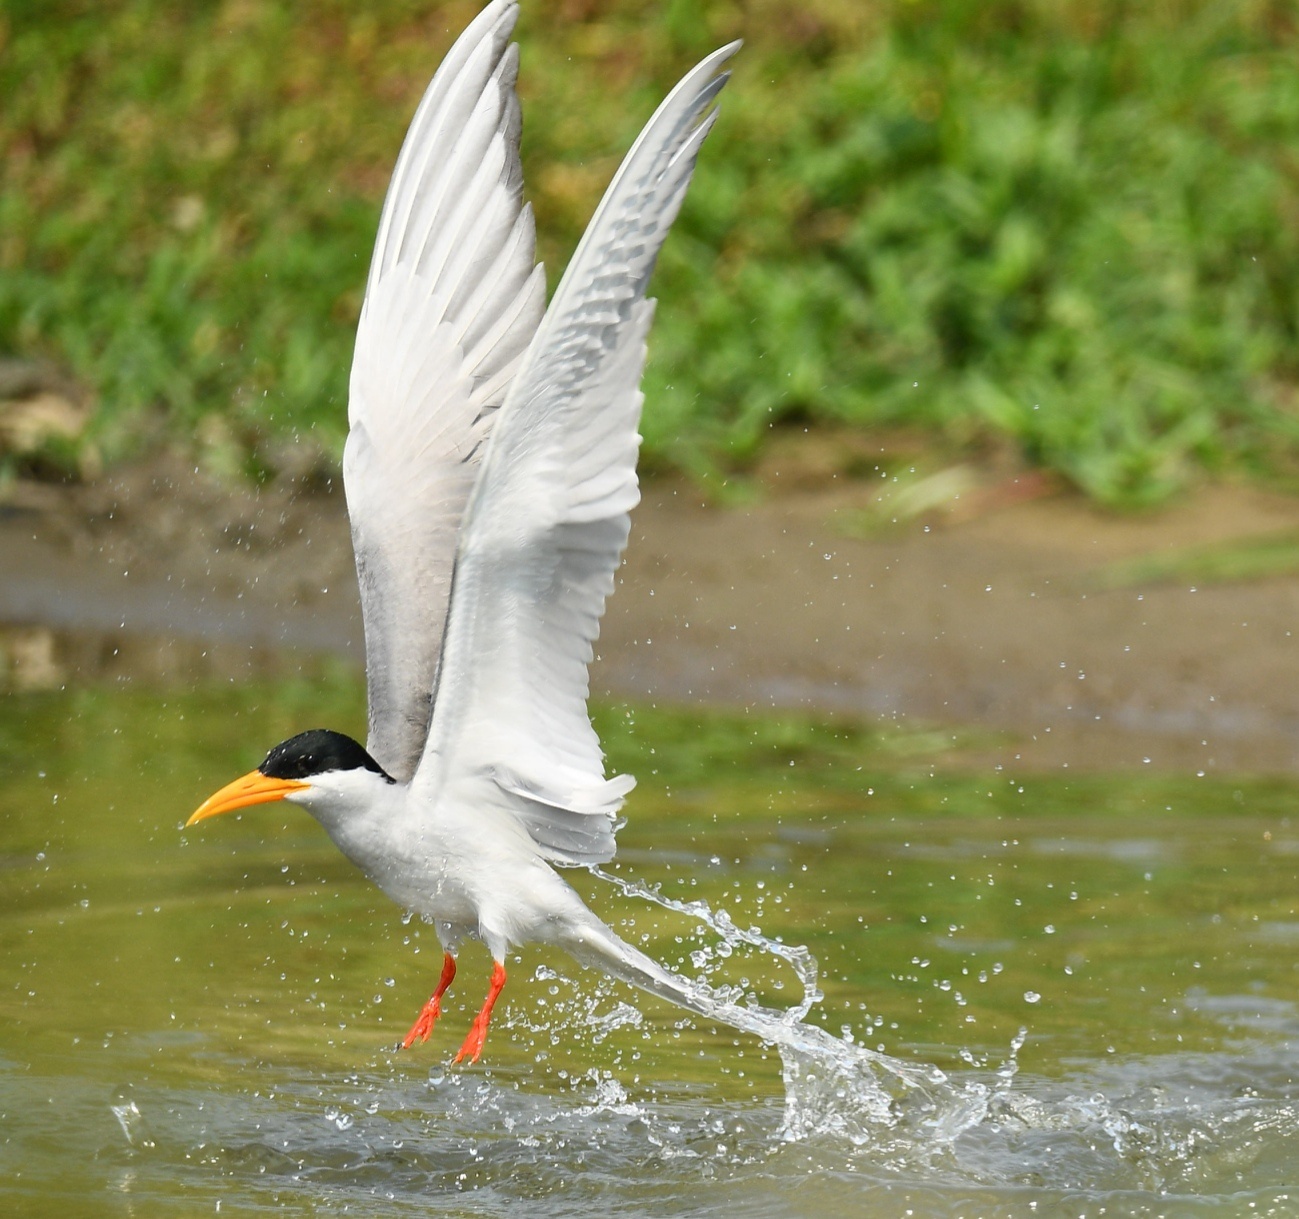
[344,0,545,783]
[417,42,739,863]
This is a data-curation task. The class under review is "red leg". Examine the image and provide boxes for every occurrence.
[400,952,457,1050]
[454,961,507,1064]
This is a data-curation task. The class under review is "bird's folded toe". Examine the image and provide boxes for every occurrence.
[453,1020,489,1065]
[400,1000,441,1050]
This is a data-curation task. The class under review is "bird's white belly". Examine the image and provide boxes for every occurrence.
[324,789,584,955]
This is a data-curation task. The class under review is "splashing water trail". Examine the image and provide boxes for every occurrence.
[590,867,1023,1146]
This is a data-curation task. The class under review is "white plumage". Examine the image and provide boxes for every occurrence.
[345,2,546,787]
[188,0,739,1062]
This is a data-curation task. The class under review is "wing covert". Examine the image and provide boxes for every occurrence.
[417,43,739,863]
[345,0,545,783]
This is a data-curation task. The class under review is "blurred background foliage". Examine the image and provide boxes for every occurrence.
[3,0,1299,505]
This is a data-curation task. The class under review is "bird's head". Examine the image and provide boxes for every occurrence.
[186,728,395,828]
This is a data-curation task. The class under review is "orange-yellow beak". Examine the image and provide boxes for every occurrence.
[185,769,309,827]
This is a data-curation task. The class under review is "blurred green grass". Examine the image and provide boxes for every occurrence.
[1093,528,1299,588]
[4,0,1299,505]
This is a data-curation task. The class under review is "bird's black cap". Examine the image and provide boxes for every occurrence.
[259,729,394,783]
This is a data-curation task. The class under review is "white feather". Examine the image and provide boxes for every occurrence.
[415,42,740,865]
[344,0,544,783]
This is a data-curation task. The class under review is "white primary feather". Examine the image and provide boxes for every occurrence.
[344,0,545,784]
[416,42,740,865]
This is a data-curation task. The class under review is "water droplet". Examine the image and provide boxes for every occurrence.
[328,1108,354,1131]
[110,1096,154,1148]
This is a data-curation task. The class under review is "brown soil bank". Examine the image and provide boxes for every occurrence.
[3,452,1298,775]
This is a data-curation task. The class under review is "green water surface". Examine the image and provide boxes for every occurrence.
[3,672,1299,1215]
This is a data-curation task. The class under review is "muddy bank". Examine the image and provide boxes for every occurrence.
[3,452,1299,774]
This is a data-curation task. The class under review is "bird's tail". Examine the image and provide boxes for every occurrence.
[560,907,955,1133]
[560,909,787,1044]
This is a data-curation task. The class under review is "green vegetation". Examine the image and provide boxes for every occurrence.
[4,1,1299,504]
[1094,528,1299,588]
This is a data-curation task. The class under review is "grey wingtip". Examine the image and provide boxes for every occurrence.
[456,0,520,49]
[676,39,742,125]
[700,38,743,76]
[481,0,520,28]
[458,0,521,63]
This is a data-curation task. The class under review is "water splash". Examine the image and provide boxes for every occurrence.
[590,867,1019,1145]
[110,1088,156,1149]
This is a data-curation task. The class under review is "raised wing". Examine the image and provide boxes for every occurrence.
[417,43,739,864]
[344,0,546,783]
